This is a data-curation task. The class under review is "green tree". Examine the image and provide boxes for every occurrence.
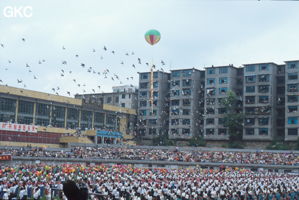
[153,132,175,146]
[188,136,206,147]
[220,91,244,144]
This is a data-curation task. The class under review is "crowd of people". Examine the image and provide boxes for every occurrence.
[0,164,298,200]
[1,146,299,166]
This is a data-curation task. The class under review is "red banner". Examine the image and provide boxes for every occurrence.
[0,122,38,133]
[0,155,12,161]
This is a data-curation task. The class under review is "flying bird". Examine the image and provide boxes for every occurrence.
[132,64,136,68]
[26,63,30,68]
[62,61,67,65]
[22,38,26,42]
[103,46,107,51]
[0,44,4,48]
[138,58,141,64]
[62,46,66,50]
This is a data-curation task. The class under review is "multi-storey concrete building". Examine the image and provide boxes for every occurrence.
[203,65,241,140]
[276,65,286,140]
[243,62,278,141]
[76,85,138,110]
[285,60,299,141]
[138,71,170,140]
[168,69,205,140]
[0,85,137,146]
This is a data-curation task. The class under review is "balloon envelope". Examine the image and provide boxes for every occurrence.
[145,29,161,45]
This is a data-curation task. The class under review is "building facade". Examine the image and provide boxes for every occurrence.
[203,65,241,140]
[285,60,299,141]
[138,71,170,139]
[76,85,138,110]
[0,85,136,145]
[243,63,278,141]
[168,69,205,140]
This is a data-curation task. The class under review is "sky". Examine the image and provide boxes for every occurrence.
[0,0,299,96]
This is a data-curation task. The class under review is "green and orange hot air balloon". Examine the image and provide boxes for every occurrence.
[145,29,161,45]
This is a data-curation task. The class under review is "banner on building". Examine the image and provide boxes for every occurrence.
[0,155,12,161]
[0,122,38,133]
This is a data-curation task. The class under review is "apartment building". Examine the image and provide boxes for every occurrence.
[203,65,241,140]
[243,63,278,141]
[285,60,299,141]
[168,69,205,140]
[138,71,170,139]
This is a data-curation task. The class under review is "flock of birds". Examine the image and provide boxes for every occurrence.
[0,38,168,97]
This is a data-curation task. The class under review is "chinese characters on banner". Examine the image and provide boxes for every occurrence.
[0,122,38,133]
[0,155,12,161]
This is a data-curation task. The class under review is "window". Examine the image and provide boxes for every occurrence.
[182,88,191,96]
[139,91,147,98]
[182,109,190,115]
[140,82,148,89]
[182,99,191,106]
[206,107,215,114]
[245,65,255,72]
[115,96,119,103]
[36,103,50,117]
[288,95,298,103]
[259,128,268,135]
[206,118,214,125]
[171,119,179,125]
[287,63,297,69]
[219,88,228,95]
[259,96,269,104]
[218,118,225,125]
[148,128,157,135]
[182,119,191,125]
[219,77,228,84]
[245,128,255,135]
[182,128,190,135]
[182,79,192,87]
[259,65,269,71]
[150,110,157,116]
[258,85,270,93]
[288,73,298,80]
[153,91,158,98]
[171,108,180,115]
[245,96,255,104]
[206,98,215,105]
[153,72,158,78]
[121,103,125,107]
[106,97,112,103]
[206,88,216,96]
[246,86,255,93]
[121,94,126,99]
[219,67,228,74]
[140,101,147,107]
[141,73,148,79]
[153,82,158,88]
[171,80,180,87]
[245,75,256,83]
[287,84,298,92]
[288,106,298,113]
[171,100,180,106]
[171,90,180,97]
[288,117,298,125]
[171,129,178,135]
[148,119,157,125]
[277,87,285,94]
[277,76,285,84]
[288,128,298,136]
[207,78,215,85]
[258,117,269,125]
[139,110,146,116]
[258,74,270,82]
[207,68,215,74]
[218,108,226,114]
[218,129,227,135]
[182,70,192,77]
[245,118,255,126]
[171,71,180,78]
[206,128,214,135]
[245,107,255,114]
[18,101,34,115]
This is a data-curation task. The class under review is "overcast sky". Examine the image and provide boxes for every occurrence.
[1,0,299,96]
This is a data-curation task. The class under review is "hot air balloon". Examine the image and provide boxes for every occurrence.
[145,29,161,45]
